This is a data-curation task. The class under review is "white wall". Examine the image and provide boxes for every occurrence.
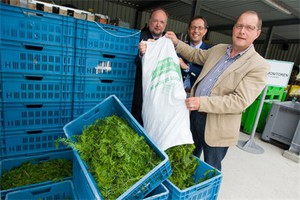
[207,31,232,45]
[255,43,299,66]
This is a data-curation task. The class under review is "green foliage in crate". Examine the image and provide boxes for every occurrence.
[57,115,161,199]
[165,144,198,189]
[0,159,72,190]
[165,144,217,190]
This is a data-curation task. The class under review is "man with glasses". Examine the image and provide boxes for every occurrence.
[179,16,211,94]
[164,10,270,170]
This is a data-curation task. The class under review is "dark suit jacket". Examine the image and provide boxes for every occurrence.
[132,29,156,125]
[180,41,211,90]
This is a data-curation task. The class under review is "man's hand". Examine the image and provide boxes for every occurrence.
[138,39,157,56]
[185,97,200,111]
[179,57,189,70]
[165,31,179,47]
[138,41,147,56]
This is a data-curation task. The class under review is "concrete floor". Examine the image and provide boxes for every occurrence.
[217,132,300,200]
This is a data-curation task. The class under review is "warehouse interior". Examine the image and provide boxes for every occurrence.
[48,0,300,65]
[0,0,299,200]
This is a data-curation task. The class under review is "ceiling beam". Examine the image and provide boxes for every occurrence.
[136,1,180,12]
[263,18,300,27]
[191,0,202,17]
[262,26,274,58]
[106,0,179,12]
[200,5,236,22]
[255,39,299,44]
[209,18,300,31]
[180,0,236,22]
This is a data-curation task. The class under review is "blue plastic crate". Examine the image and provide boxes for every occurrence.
[64,95,172,200]
[73,78,134,103]
[0,46,74,75]
[72,100,132,120]
[0,73,2,138]
[1,73,73,103]
[72,102,99,120]
[123,101,133,112]
[0,137,4,159]
[0,72,2,102]
[143,184,169,200]
[72,151,105,200]
[5,180,78,200]
[0,150,73,199]
[2,102,72,133]
[164,157,222,200]
[75,49,136,80]
[0,128,69,158]
[0,104,3,138]
[0,3,76,47]
[76,20,140,55]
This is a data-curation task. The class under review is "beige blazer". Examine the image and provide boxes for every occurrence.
[176,41,270,147]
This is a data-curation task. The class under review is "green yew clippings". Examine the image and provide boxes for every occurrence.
[0,159,72,190]
[57,115,162,199]
[198,168,218,183]
[165,144,217,190]
[165,144,199,190]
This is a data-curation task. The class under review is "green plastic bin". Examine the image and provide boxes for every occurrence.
[241,86,285,134]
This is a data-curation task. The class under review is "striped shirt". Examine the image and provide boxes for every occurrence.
[195,45,252,97]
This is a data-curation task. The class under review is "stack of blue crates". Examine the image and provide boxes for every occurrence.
[0,4,77,199]
[0,2,142,199]
[0,3,140,157]
[0,3,75,158]
[73,19,139,118]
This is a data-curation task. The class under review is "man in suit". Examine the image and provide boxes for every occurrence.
[164,10,270,170]
[179,16,211,93]
[132,8,168,126]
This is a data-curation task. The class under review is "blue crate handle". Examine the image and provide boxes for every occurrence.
[30,187,51,195]
[100,79,113,83]
[25,104,43,108]
[103,53,116,59]
[26,130,43,134]
[24,75,44,81]
[35,156,51,162]
[195,182,212,191]
[133,182,151,198]
[82,107,101,122]
[4,180,77,200]
[22,42,44,51]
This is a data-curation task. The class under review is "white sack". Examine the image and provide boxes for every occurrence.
[142,36,194,150]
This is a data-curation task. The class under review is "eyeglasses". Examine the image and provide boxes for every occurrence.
[234,24,258,31]
[190,26,206,31]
